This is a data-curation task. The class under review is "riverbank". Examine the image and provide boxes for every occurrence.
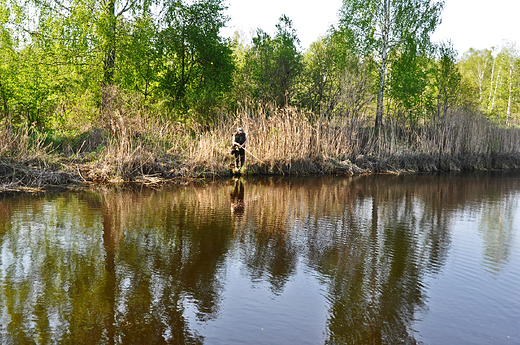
[2,105,520,193]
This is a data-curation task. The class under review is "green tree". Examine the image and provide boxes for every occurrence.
[493,44,519,125]
[299,35,343,116]
[244,15,303,107]
[339,0,444,128]
[158,0,234,122]
[462,44,520,123]
[118,17,162,101]
[460,48,493,107]
[228,30,252,107]
[1,0,109,126]
[298,29,374,118]
[388,41,433,123]
[434,42,462,118]
[1,0,234,126]
[97,0,156,111]
[0,16,15,122]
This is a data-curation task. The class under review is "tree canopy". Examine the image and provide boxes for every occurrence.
[339,0,445,128]
[0,0,519,132]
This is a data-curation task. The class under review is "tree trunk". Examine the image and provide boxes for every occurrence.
[103,0,116,86]
[101,0,117,114]
[507,64,513,126]
[375,57,387,129]
[375,0,391,130]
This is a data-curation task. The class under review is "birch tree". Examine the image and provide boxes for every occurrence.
[502,44,518,126]
[495,44,518,124]
[339,0,444,129]
[460,48,493,105]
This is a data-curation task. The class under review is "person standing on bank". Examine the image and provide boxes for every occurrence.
[232,127,247,170]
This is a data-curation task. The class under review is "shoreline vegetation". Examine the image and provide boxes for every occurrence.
[2,0,520,193]
[2,95,520,193]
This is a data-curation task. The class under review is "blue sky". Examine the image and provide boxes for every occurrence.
[222,0,520,55]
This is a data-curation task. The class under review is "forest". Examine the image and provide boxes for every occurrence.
[1,0,520,189]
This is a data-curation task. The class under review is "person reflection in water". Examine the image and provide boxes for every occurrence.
[230,178,245,219]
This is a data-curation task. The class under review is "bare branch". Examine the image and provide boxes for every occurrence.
[117,0,138,17]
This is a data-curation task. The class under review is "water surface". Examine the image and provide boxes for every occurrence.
[1,172,519,344]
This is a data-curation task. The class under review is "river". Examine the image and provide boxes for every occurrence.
[1,172,519,344]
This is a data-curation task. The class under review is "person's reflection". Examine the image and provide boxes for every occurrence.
[230,178,245,219]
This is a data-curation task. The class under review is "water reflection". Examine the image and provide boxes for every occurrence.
[477,194,516,275]
[230,178,245,219]
[1,172,519,344]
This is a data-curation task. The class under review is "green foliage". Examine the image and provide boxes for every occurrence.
[459,44,520,124]
[488,45,519,123]
[459,48,493,107]
[339,0,445,127]
[298,29,374,118]
[298,35,342,115]
[0,0,103,127]
[0,0,234,127]
[388,42,433,122]
[118,17,162,100]
[433,42,462,118]
[0,20,15,121]
[1,0,518,138]
[157,0,234,122]
[340,0,444,55]
[238,15,303,108]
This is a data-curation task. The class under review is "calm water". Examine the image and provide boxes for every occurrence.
[1,172,519,344]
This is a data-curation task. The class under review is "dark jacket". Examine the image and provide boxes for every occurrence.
[234,132,246,146]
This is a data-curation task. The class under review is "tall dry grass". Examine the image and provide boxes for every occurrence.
[0,123,78,189]
[3,89,520,190]
[193,105,520,175]
[68,101,520,180]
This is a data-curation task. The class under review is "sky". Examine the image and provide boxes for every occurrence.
[221,0,520,56]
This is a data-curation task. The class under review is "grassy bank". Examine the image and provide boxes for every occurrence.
[2,101,520,192]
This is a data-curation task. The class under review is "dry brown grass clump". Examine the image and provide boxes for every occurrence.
[0,124,79,191]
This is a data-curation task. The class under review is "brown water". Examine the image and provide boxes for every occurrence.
[1,172,519,344]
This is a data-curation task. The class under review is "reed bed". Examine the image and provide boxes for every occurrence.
[0,123,79,191]
[196,105,520,176]
[2,97,520,191]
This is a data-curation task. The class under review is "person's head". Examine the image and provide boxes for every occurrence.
[237,127,243,134]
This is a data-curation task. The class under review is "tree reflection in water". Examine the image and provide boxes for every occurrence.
[0,171,518,344]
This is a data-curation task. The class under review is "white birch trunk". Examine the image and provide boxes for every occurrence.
[375,0,391,129]
[507,63,513,126]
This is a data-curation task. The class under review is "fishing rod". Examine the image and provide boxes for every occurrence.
[242,146,266,165]
[233,144,266,165]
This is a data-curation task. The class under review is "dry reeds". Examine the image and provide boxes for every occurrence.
[0,122,79,191]
[62,102,520,181]
[191,105,520,176]
[2,87,520,191]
